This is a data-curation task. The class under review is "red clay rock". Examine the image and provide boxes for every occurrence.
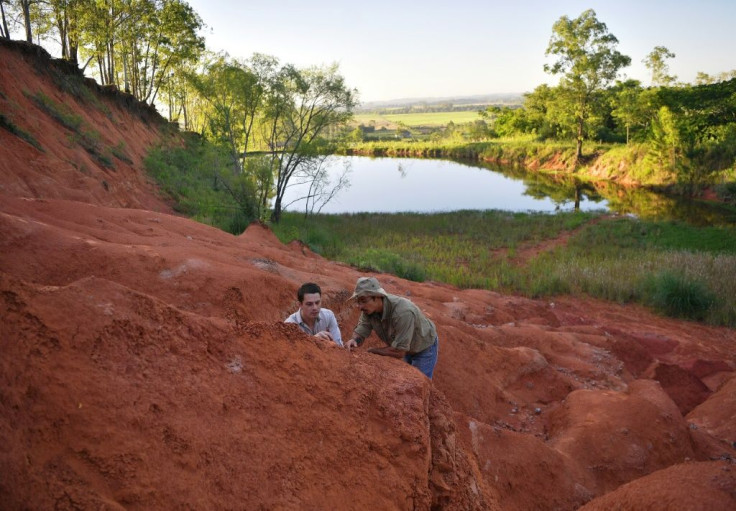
[579,461,736,511]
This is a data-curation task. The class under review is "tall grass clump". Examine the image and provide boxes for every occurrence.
[643,270,714,320]
[531,218,736,325]
[346,248,426,282]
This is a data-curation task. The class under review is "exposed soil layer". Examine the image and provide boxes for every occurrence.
[1,39,735,510]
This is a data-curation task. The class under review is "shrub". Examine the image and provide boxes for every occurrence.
[644,271,714,320]
[346,249,426,282]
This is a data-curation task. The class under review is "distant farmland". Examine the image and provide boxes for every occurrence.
[352,110,484,128]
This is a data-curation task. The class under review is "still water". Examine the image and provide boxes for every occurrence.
[281,156,607,214]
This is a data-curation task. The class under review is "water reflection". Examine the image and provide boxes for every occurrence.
[281,156,736,225]
[282,156,607,214]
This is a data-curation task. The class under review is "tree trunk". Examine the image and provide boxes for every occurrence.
[270,197,282,223]
[182,97,189,130]
[0,1,9,39]
[57,14,68,59]
[21,0,32,43]
[68,13,79,65]
[574,116,584,168]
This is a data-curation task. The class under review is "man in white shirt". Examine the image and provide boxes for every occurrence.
[285,282,343,347]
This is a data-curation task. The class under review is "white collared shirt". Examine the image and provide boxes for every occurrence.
[285,308,343,346]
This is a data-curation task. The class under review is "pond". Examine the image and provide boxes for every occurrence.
[280,155,736,226]
[281,156,607,214]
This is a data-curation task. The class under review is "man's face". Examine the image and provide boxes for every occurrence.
[356,295,382,315]
[299,292,322,322]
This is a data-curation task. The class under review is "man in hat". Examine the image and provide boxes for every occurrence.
[285,282,343,346]
[346,276,439,379]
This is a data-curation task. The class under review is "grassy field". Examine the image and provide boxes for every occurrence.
[270,211,736,327]
[353,110,483,128]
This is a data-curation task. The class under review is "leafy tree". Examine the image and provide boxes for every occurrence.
[262,63,356,223]
[609,79,647,144]
[189,55,264,170]
[695,72,715,85]
[73,0,203,105]
[185,54,276,219]
[544,9,631,164]
[40,0,86,63]
[643,46,677,86]
[652,78,736,192]
[464,119,489,141]
[1,0,36,42]
[647,106,682,174]
[522,84,561,139]
[138,0,204,104]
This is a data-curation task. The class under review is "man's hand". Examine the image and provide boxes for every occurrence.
[314,331,333,342]
[345,338,359,350]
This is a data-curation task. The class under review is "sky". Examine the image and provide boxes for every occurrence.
[183,0,736,103]
[19,0,733,104]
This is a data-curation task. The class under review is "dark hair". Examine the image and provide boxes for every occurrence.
[297,282,322,302]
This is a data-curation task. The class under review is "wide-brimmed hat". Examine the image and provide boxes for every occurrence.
[349,276,388,300]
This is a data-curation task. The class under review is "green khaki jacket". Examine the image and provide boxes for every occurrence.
[354,294,437,354]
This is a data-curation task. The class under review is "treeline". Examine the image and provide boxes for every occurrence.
[366,103,508,115]
[482,76,736,192]
[1,0,358,225]
[1,0,205,106]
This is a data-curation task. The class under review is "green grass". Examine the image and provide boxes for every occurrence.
[270,211,736,326]
[28,90,114,168]
[0,113,43,151]
[270,210,597,287]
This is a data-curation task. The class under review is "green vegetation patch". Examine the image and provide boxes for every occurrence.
[144,134,260,234]
[271,211,736,326]
[270,209,596,286]
[0,113,43,151]
[28,91,114,168]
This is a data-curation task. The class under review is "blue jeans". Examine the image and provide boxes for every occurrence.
[404,337,439,379]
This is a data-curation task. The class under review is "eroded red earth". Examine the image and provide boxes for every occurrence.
[1,40,734,510]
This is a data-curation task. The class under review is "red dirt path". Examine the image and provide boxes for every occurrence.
[1,39,735,510]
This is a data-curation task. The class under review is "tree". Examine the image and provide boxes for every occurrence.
[39,0,87,64]
[544,9,631,165]
[279,157,351,217]
[610,79,646,144]
[73,0,203,104]
[188,53,274,169]
[643,46,677,86]
[263,63,357,223]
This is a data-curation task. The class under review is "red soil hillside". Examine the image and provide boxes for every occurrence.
[1,39,735,510]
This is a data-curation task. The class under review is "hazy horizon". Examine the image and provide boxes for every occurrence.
[186,0,736,103]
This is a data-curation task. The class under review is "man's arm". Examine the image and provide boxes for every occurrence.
[367,346,406,358]
[347,313,373,349]
[325,310,343,346]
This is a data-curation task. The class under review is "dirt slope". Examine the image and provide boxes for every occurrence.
[1,40,735,510]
